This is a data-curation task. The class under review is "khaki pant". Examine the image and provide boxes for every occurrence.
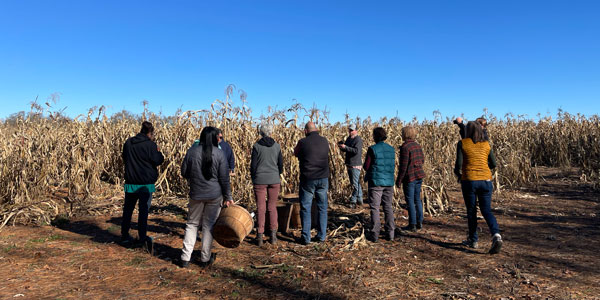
[181,197,222,263]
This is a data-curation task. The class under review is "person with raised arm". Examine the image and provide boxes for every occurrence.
[454,121,502,254]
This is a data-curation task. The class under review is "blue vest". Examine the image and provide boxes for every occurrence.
[367,142,396,186]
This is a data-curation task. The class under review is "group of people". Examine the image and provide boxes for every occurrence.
[337,124,426,242]
[120,117,503,268]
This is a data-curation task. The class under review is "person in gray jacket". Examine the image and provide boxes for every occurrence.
[180,126,234,268]
[338,123,363,208]
[250,123,284,246]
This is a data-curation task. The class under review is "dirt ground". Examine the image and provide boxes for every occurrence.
[1,168,599,300]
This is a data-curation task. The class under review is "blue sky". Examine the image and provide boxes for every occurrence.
[1,0,599,122]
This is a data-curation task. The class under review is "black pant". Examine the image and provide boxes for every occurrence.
[121,192,152,240]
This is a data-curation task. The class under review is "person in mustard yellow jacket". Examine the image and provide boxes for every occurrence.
[454,121,503,254]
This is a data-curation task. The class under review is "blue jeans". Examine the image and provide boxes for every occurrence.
[121,192,152,241]
[347,167,363,204]
[461,180,500,242]
[299,178,328,244]
[403,179,423,225]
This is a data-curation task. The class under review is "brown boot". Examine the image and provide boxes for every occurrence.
[270,231,277,245]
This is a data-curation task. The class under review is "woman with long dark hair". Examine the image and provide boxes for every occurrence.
[454,121,503,254]
[180,126,234,267]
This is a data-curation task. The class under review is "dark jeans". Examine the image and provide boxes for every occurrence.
[347,167,363,204]
[461,180,500,242]
[368,185,395,239]
[299,178,328,244]
[121,192,153,241]
[403,179,423,225]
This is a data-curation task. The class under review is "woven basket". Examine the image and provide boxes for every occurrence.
[213,204,253,248]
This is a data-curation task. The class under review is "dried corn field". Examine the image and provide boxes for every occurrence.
[1,100,599,228]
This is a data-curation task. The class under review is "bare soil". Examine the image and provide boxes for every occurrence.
[1,168,599,299]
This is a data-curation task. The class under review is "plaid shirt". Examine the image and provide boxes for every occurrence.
[396,139,425,185]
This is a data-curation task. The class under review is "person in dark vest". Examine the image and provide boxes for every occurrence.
[251,123,284,246]
[121,121,164,254]
[338,123,363,209]
[180,126,234,268]
[363,127,396,242]
[454,121,502,254]
[396,126,426,232]
[216,129,236,175]
[294,122,330,245]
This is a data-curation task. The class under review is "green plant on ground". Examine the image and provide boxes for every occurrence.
[125,256,146,266]
[426,277,444,284]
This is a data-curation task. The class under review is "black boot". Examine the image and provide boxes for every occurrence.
[257,233,264,247]
[401,224,417,232]
[368,231,379,243]
[270,231,277,244]
[199,253,216,267]
[180,260,190,268]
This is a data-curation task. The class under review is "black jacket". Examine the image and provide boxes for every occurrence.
[341,135,363,166]
[294,131,330,180]
[123,133,165,185]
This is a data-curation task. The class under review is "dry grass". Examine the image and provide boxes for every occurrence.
[1,96,598,228]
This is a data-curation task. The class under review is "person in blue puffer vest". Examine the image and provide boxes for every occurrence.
[363,127,396,242]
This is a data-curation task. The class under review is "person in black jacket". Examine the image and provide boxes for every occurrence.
[180,126,234,267]
[294,122,330,245]
[121,121,164,254]
[338,124,363,208]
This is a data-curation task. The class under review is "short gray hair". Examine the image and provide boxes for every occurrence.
[259,123,273,137]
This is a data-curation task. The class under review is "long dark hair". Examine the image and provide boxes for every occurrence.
[199,126,219,179]
[466,121,485,144]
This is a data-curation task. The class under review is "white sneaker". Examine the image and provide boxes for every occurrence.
[489,233,503,254]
